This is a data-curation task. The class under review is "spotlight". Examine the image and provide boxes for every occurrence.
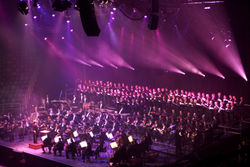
[61,36,65,40]
[44,37,47,40]
[18,1,29,15]
[33,15,37,19]
[204,6,211,10]
[52,0,72,12]
[24,23,28,26]
[66,20,70,23]
[52,14,56,17]
[70,29,74,32]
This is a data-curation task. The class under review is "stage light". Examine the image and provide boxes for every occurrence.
[66,20,70,23]
[18,1,29,15]
[225,44,230,48]
[144,15,147,19]
[52,14,56,17]
[52,0,72,12]
[80,141,88,148]
[113,7,117,11]
[44,37,47,40]
[70,29,74,32]
[61,36,65,40]
[204,6,211,10]
[33,15,37,19]
[110,11,114,15]
[24,23,28,26]
[111,17,115,20]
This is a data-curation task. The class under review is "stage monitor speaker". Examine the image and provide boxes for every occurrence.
[78,0,100,36]
[148,0,159,30]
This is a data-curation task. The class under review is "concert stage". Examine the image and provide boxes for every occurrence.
[0,135,178,167]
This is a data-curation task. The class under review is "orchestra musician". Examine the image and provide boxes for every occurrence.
[53,138,64,156]
[66,138,77,159]
[42,134,52,153]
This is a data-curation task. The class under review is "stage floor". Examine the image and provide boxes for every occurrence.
[0,136,109,167]
[0,135,178,167]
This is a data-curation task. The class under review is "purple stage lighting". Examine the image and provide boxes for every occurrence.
[52,14,55,17]
[110,11,114,15]
[37,4,41,9]
[44,37,47,40]
[33,16,37,19]
[61,36,65,40]
[111,17,115,20]
[70,29,74,32]
[144,15,147,19]
[66,20,70,24]
[204,6,211,10]
[24,23,28,26]
[133,8,136,13]
[113,7,116,11]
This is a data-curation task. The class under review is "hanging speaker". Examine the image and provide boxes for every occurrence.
[78,0,100,36]
[148,0,159,30]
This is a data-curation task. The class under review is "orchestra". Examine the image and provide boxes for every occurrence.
[0,79,245,164]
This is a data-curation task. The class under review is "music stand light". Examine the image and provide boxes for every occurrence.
[128,136,133,143]
[54,136,61,143]
[41,135,47,141]
[110,142,118,149]
[106,132,113,139]
[80,141,88,148]
[89,131,94,137]
[73,131,78,138]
